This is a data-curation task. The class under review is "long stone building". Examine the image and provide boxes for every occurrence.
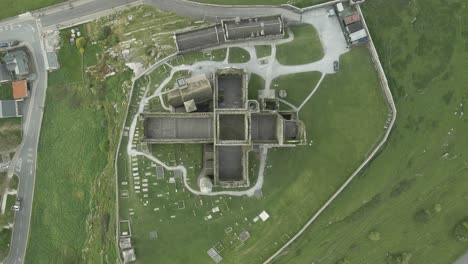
[174,15,285,53]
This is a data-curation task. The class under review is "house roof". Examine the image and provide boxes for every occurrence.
[223,15,283,41]
[349,29,368,42]
[344,13,361,25]
[347,21,364,33]
[3,50,29,76]
[12,80,28,99]
[0,64,12,83]
[0,100,19,118]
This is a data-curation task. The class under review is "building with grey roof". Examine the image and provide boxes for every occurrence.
[222,15,284,41]
[174,15,284,53]
[142,68,306,189]
[175,24,225,53]
[346,20,364,34]
[46,52,60,70]
[3,49,30,78]
[0,100,21,118]
[0,64,12,83]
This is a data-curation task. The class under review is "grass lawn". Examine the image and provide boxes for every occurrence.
[117,46,387,263]
[147,65,171,95]
[228,47,250,64]
[48,27,87,86]
[25,25,132,263]
[0,84,13,100]
[4,195,16,220]
[277,24,324,65]
[189,0,326,8]
[0,228,11,260]
[0,0,65,20]
[159,70,190,93]
[273,0,468,263]
[248,73,265,100]
[0,117,22,152]
[255,45,272,58]
[170,48,227,66]
[271,71,322,106]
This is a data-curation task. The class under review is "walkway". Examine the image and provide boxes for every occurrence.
[127,5,349,197]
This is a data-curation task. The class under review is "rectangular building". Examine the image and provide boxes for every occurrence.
[0,100,21,118]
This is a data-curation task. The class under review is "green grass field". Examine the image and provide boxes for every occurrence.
[0,117,22,152]
[0,0,65,20]
[276,24,324,65]
[25,25,132,263]
[0,228,11,260]
[0,84,13,100]
[248,73,265,100]
[271,71,322,106]
[255,45,272,58]
[117,44,388,263]
[170,48,227,66]
[273,0,468,263]
[228,47,250,64]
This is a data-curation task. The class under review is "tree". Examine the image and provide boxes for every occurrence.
[109,34,119,46]
[98,26,112,41]
[414,209,432,223]
[368,231,381,241]
[75,37,87,54]
[387,252,413,264]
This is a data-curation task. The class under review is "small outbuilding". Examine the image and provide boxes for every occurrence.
[349,29,368,43]
[347,21,364,34]
[344,13,361,25]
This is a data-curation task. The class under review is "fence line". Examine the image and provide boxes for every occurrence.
[263,4,397,264]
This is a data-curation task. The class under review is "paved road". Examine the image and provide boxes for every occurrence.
[36,0,302,31]
[0,15,47,264]
[37,0,141,30]
[146,0,301,21]
[454,253,468,264]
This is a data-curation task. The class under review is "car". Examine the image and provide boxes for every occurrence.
[0,42,8,48]
[333,60,340,72]
[9,40,19,47]
[11,198,21,211]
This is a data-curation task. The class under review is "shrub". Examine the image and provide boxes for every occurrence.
[368,231,381,241]
[386,252,413,264]
[336,258,350,264]
[454,219,468,242]
[433,203,442,213]
[98,26,112,41]
[76,37,87,54]
[414,209,432,223]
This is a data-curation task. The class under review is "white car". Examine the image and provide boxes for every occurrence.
[11,198,21,211]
